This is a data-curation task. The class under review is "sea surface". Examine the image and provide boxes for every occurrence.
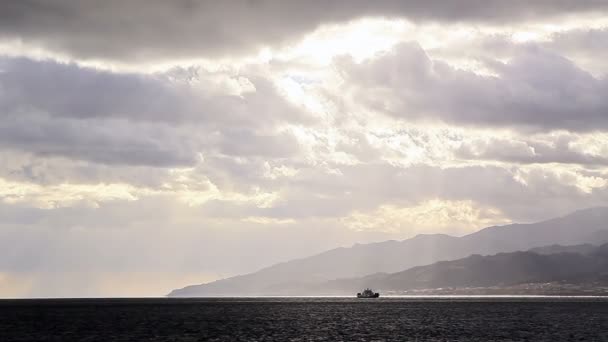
[1,297,607,341]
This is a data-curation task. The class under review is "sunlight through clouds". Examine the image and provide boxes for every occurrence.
[0,179,142,209]
[341,200,510,236]
[1,1,608,297]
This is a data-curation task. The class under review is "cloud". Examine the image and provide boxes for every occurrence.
[0,57,307,167]
[341,199,510,235]
[1,0,607,63]
[336,42,608,131]
[0,150,175,189]
[0,114,199,167]
[192,160,608,223]
[0,57,305,126]
[545,28,608,76]
[455,133,608,166]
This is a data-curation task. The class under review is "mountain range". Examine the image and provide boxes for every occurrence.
[169,207,608,296]
[315,243,608,295]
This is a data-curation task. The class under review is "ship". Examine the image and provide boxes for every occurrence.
[357,288,380,298]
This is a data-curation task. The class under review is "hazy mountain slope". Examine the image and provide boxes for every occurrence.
[321,243,608,293]
[528,243,597,255]
[460,207,608,255]
[169,207,608,296]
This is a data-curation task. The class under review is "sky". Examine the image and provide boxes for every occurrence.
[1,0,608,297]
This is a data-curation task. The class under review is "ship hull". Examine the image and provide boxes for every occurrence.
[356,293,380,298]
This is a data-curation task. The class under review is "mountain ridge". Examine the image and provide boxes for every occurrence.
[169,207,608,296]
[314,243,608,295]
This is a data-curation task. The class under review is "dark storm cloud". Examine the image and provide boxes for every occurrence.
[0,57,305,127]
[337,43,608,131]
[0,57,191,122]
[0,114,198,167]
[0,57,199,166]
[1,0,607,62]
[0,150,173,188]
[0,56,306,167]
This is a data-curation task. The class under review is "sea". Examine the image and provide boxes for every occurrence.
[1,297,607,341]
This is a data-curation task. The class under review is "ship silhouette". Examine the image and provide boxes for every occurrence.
[357,288,380,298]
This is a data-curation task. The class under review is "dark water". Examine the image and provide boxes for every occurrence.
[1,297,607,341]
